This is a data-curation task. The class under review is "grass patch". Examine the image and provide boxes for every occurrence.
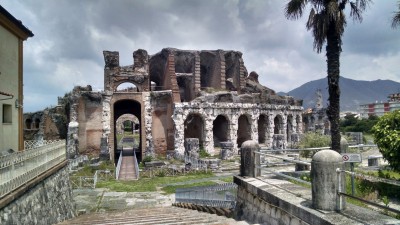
[161,181,217,194]
[219,176,234,183]
[72,161,115,177]
[96,171,215,192]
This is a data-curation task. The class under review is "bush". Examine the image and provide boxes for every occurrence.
[372,110,400,171]
[142,155,153,163]
[298,132,331,158]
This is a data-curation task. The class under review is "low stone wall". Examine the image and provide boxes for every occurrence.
[0,166,76,225]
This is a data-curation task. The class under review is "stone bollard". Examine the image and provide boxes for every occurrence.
[340,137,349,153]
[240,140,260,177]
[220,141,234,160]
[311,150,345,211]
[184,138,199,159]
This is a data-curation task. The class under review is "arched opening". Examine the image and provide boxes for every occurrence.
[213,115,229,147]
[287,115,293,142]
[115,82,138,92]
[274,115,282,134]
[237,114,251,147]
[116,115,140,153]
[184,114,205,147]
[25,118,32,129]
[34,119,40,129]
[258,114,267,144]
[113,99,142,163]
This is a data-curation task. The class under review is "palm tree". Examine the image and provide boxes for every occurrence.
[285,0,370,153]
[392,1,400,28]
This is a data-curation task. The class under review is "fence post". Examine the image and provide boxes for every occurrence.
[240,140,260,177]
[311,150,345,211]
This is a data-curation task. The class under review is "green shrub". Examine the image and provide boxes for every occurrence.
[298,132,331,158]
[142,155,153,163]
[372,110,400,171]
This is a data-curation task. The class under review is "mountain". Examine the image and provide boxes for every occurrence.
[280,76,400,112]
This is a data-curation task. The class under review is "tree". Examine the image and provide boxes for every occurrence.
[372,110,400,171]
[285,0,371,152]
[392,1,400,28]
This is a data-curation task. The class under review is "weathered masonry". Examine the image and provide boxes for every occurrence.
[63,48,303,163]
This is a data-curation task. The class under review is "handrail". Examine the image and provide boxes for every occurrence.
[0,140,66,198]
[133,148,139,180]
[336,168,400,214]
[175,183,237,209]
[115,150,123,180]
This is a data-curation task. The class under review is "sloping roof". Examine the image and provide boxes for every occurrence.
[0,91,13,97]
[0,4,34,40]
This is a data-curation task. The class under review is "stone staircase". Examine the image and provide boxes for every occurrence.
[58,206,249,225]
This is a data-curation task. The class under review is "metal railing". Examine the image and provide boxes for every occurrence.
[115,150,123,180]
[0,140,66,198]
[175,183,237,209]
[133,150,139,180]
[336,168,400,214]
[24,139,64,150]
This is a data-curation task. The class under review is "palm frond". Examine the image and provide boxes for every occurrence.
[392,2,400,29]
[285,0,308,20]
[349,0,372,22]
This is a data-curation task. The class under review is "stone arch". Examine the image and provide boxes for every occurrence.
[25,118,32,129]
[237,114,252,147]
[115,82,138,92]
[184,113,205,147]
[213,114,230,147]
[258,114,268,145]
[274,115,283,134]
[113,99,142,162]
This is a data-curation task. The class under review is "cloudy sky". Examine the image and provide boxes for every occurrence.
[2,0,399,112]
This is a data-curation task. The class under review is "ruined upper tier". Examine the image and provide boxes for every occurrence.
[103,48,302,106]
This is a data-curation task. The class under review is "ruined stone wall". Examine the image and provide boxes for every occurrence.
[76,93,103,156]
[173,102,303,155]
[0,166,76,225]
[23,106,67,142]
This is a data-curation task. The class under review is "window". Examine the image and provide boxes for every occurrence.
[2,104,12,123]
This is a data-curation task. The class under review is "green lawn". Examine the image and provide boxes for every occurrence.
[96,171,219,192]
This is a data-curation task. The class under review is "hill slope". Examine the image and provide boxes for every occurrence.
[282,76,400,111]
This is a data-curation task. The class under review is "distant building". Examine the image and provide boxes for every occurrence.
[0,5,33,152]
[359,93,400,118]
[303,89,330,135]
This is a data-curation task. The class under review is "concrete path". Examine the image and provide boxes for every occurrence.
[118,148,138,180]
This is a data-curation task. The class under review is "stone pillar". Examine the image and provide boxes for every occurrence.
[220,141,234,160]
[99,137,110,160]
[184,138,199,158]
[67,121,79,159]
[240,140,260,177]
[311,150,345,211]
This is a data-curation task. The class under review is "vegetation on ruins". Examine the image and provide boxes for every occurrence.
[372,110,400,171]
[298,132,331,157]
[392,1,400,28]
[285,0,371,153]
[340,114,379,134]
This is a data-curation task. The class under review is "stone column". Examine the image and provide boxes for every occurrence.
[240,140,260,177]
[311,150,345,211]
